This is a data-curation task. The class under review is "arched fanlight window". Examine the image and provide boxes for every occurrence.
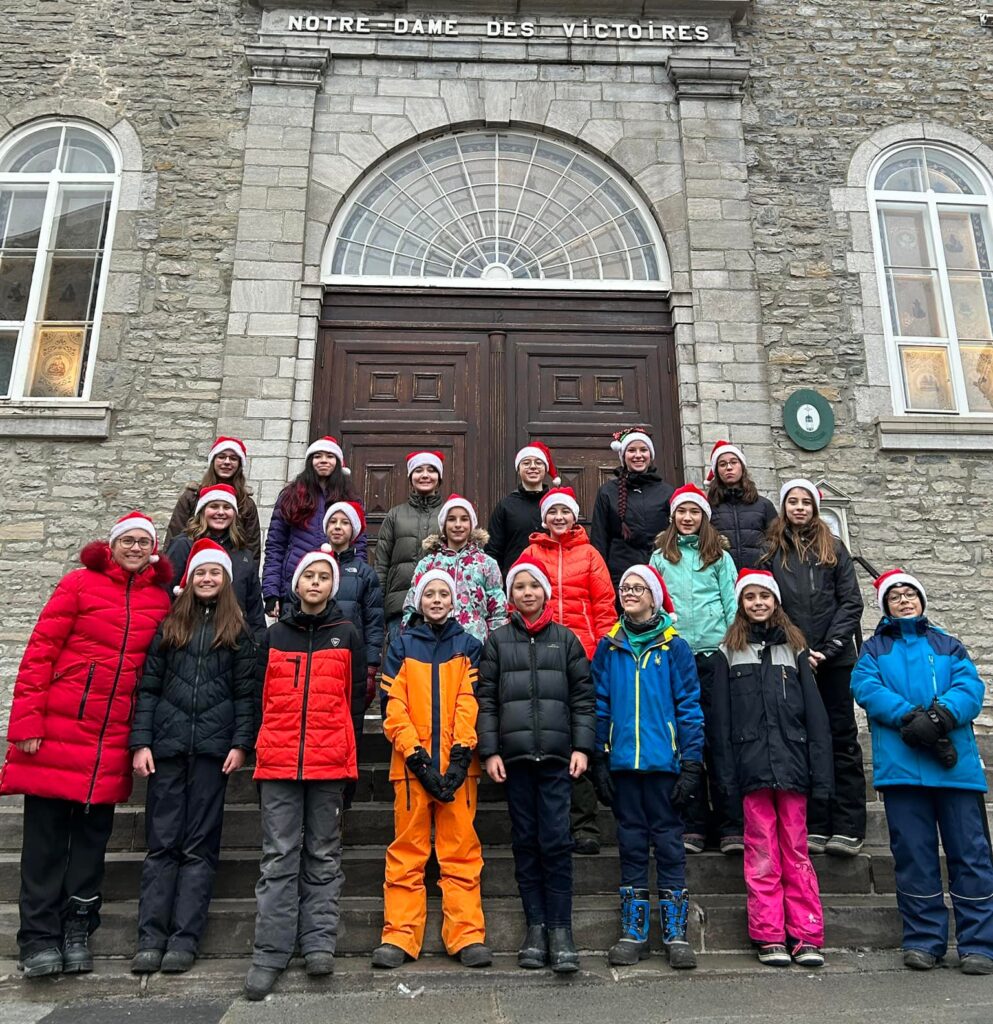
[871,145,993,414]
[0,121,120,399]
[325,130,670,290]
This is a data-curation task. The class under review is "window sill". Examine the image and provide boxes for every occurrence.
[0,401,112,439]
[876,415,993,452]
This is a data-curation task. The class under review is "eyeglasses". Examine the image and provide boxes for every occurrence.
[888,588,920,604]
[619,584,648,596]
[117,536,153,550]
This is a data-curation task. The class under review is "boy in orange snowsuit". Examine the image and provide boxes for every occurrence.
[372,569,490,968]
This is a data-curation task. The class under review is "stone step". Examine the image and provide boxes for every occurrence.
[0,844,882,904]
[0,893,908,959]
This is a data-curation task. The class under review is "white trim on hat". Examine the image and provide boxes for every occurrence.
[291,548,340,598]
[670,486,712,520]
[110,515,156,544]
[306,437,344,462]
[437,496,478,532]
[734,571,782,605]
[506,561,552,601]
[779,478,821,511]
[710,442,746,474]
[413,568,456,611]
[207,437,247,472]
[611,430,655,463]
[515,445,549,469]
[195,486,239,516]
[540,490,580,522]
[620,565,664,611]
[406,452,444,478]
[323,501,362,538]
[173,543,233,596]
[876,570,928,614]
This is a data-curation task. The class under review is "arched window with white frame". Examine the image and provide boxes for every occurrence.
[0,120,120,400]
[870,144,993,415]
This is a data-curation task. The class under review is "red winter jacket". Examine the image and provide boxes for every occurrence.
[1,543,173,805]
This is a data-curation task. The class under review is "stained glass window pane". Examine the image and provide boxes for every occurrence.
[961,344,993,413]
[899,345,955,411]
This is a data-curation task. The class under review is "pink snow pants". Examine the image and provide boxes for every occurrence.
[743,789,824,946]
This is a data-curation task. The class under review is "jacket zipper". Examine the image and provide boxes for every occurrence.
[188,608,210,754]
[634,651,643,769]
[77,663,96,720]
[529,635,541,759]
[85,574,133,809]
[929,652,937,696]
[297,625,315,779]
[558,546,564,624]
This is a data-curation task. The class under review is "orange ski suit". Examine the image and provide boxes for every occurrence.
[380,617,485,957]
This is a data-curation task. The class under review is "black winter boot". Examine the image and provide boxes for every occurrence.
[548,927,579,973]
[608,886,650,966]
[517,924,548,969]
[659,888,697,970]
[62,896,98,974]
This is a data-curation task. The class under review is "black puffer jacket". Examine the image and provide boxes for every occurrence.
[708,623,833,800]
[590,469,675,587]
[484,485,549,578]
[710,490,778,571]
[374,491,444,618]
[130,605,257,759]
[764,531,864,666]
[334,546,385,667]
[166,532,267,643]
[476,613,595,764]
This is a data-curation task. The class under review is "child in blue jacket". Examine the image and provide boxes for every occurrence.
[590,564,705,970]
[852,569,993,975]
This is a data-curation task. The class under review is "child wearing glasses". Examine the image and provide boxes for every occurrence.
[590,564,704,970]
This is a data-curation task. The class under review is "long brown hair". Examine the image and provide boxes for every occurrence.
[198,463,252,503]
[765,513,838,569]
[707,466,759,505]
[654,517,725,569]
[723,602,807,654]
[160,578,246,650]
[184,506,247,549]
[279,458,357,529]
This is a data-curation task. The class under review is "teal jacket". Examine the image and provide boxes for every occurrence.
[650,538,737,654]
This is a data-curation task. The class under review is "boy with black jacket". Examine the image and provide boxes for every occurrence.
[477,557,595,973]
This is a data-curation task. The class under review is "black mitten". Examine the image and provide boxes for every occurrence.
[671,760,706,813]
[406,748,453,802]
[591,753,615,807]
[900,708,940,748]
[931,736,959,769]
[441,744,473,798]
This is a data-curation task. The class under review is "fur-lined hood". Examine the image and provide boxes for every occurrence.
[80,540,174,585]
[422,527,489,554]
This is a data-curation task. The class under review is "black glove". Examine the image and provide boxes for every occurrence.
[441,744,473,798]
[591,753,615,807]
[406,747,453,802]
[264,595,279,617]
[671,760,706,814]
[931,736,959,770]
[900,702,954,749]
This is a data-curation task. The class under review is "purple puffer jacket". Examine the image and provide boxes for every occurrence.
[262,487,368,601]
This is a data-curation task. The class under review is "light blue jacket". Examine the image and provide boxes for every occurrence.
[650,537,737,654]
[851,615,986,792]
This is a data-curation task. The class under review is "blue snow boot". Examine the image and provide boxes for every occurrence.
[660,888,697,970]
[608,886,650,965]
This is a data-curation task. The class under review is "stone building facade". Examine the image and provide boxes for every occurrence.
[1,0,991,719]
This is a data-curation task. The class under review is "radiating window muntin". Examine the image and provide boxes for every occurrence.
[871,145,993,415]
[326,131,668,289]
[0,121,120,399]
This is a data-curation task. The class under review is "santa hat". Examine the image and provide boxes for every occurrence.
[413,568,456,610]
[406,450,444,478]
[109,511,160,564]
[670,483,712,520]
[323,500,366,539]
[305,436,350,476]
[779,478,821,512]
[540,486,580,522]
[610,427,655,463]
[706,439,746,483]
[437,494,478,532]
[207,436,248,473]
[875,568,927,614]
[173,538,233,596]
[291,547,340,598]
[620,564,675,615]
[505,556,552,601]
[194,483,239,516]
[515,441,561,486]
[734,568,782,605]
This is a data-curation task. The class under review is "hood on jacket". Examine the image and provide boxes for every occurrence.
[422,527,490,553]
[80,540,174,585]
[408,490,444,510]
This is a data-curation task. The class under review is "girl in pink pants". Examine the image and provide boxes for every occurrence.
[708,569,834,967]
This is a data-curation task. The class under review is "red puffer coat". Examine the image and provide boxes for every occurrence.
[1,542,173,805]
[521,527,617,659]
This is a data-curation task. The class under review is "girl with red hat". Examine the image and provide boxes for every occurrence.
[705,441,777,572]
[129,539,256,975]
[165,437,262,563]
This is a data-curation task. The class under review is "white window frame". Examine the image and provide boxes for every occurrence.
[322,129,670,292]
[868,142,993,417]
[0,119,122,402]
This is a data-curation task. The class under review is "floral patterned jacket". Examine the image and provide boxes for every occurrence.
[403,529,508,643]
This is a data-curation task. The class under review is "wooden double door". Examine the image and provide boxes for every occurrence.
[313,288,681,539]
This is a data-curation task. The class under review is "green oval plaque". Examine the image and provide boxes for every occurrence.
[784,389,835,451]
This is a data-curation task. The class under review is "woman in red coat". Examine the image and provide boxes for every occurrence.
[1,512,173,979]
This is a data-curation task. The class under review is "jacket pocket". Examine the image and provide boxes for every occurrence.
[291,656,302,689]
[77,663,96,720]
